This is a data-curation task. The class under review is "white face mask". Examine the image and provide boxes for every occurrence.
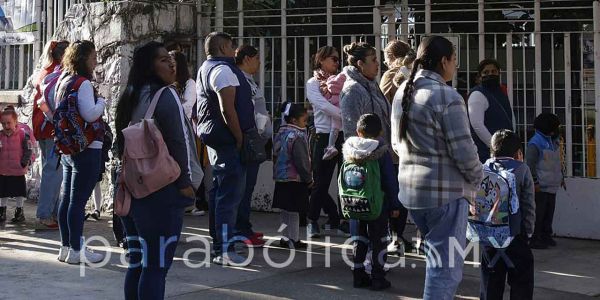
[400,65,411,78]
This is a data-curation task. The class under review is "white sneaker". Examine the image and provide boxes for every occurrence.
[65,248,105,264]
[191,208,206,216]
[322,146,339,160]
[57,246,69,262]
[212,252,250,267]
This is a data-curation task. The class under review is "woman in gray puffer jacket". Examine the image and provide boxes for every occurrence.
[340,42,392,143]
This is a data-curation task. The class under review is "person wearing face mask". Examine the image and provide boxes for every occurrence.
[468,59,515,162]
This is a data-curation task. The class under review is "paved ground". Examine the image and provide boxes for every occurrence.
[1,200,599,299]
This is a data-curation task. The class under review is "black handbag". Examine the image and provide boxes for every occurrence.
[240,127,267,164]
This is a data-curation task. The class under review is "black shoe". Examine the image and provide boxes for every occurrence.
[90,210,101,221]
[401,237,415,253]
[353,268,372,288]
[529,239,548,249]
[10,207,25,224]
[279,238,307,249]
[0,206,6,223]
[370,278,391,291]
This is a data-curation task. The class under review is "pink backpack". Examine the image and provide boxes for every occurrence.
[114,87,181,216]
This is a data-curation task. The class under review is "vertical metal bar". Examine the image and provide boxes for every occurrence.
[196,0,205,68]
[304,37,310,85]
[34,0,42,63]
[400,0,409,42]
[259,37,265,94]
[238,0,244,40]
[47,0,54,41]
[340,35,345,69]
[425,0,431,34]
[580,34,586,176]
[534,0,542,115]
[478,0,485,62]
[373,0,382,80]
[506,33,514,109]
[564,33,573,176]
[294,37,298,102]
[58,0,64,28]
[271,38,275,108]
[18,45,25,89]
[281,0,287,103]
[215,0,224,31]
[494,34,497,58]
[594,0,600,176]
[551,33,556,113]
[466,34,470,92]
[522,34,527,146]
[4,47,10,90]
[326,0,332,45]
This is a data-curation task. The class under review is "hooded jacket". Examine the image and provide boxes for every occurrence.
[342,136,400,212]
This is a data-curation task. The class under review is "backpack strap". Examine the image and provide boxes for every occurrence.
[145,86,169,119]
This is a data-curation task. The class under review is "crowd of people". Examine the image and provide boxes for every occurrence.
[0,32,567,300]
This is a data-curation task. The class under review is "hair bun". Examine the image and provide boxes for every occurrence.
[343,43,358,56]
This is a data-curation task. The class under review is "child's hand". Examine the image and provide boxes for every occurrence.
[390,210,400,218]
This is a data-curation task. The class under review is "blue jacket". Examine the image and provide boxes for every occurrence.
[527,131,563,193]
[195,57,255,148]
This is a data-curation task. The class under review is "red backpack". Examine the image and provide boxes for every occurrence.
[32,67,60,140]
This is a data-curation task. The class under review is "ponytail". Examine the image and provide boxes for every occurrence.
[398,58,422,141]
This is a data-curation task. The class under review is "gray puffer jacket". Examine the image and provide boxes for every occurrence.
[340,66,392,144]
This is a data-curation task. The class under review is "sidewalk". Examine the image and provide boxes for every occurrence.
[1,200,599,299]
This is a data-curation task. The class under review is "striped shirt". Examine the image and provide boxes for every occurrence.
[391,69,483,209]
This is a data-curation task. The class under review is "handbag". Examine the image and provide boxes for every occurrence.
[240,127,267,164]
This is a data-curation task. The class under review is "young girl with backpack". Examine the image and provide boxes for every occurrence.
[53,40,107,264]
[272,102,313,249]
[0,106,33,224]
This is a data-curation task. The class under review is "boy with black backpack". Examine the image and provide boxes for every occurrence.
[339,114,400,291]
[468,129,536,300]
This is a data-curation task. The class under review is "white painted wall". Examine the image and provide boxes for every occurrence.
[554,178,600,240]
[252,164,600,240]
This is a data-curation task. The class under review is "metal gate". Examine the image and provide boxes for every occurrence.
[210,0,600,179]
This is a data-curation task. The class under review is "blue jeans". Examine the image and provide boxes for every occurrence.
[207,145,246,256]
[58,148,102,251]
[409,198,469,300]
[120,183,190,300]
[235,161,259,236]
[36,139,63,219]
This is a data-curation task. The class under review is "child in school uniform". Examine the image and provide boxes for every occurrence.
[476,129,536,300]
[0,106,33,223]
[272,102,313,249]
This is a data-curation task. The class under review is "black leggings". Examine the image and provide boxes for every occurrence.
[308,133,343,223]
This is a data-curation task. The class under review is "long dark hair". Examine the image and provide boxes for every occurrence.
[169,50,191,95]
[62,40,96,79]
[234,44,258,65]
[398,36,454,141]
[115,41,166,157]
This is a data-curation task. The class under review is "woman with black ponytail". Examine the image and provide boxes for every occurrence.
[391,36,483,300]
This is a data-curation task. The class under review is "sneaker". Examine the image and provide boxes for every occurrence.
[322,146,339,160]
[336,221,351,237]
[387,240,405,257]
[370,278,391,291]
[36,218,59,230]
[90,210,101,221]
[279,238,307,249]
[243,235,265,248]
[57,246,69,262]
[308,222,321,238]
[10,207,25,224]
[191,208,206,216]
[250,232,264,239]
[212,252,250,267]
[65,248,105,264]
